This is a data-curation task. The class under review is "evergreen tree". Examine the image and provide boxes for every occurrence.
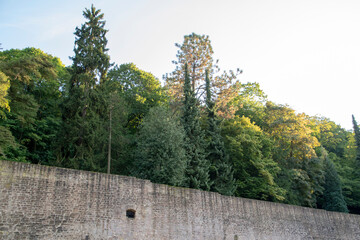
[70,4,110,86]
[352,115,360,164]
[165,33,241,118]
[182,63,210,190]
[165,33,214,102]
[205,69,235,196]
[321,154,348,212]
[132,106,186,186]
[59,5,111,171]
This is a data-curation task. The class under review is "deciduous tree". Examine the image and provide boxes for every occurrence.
[108,63,166,131]
[222,116,286,201]
[0,48,65,163]
[263,102,322,207]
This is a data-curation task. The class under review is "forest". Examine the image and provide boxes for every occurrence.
[1,5,359,214]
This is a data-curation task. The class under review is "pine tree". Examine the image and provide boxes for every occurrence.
[352,115,360,164]
[165,33,241,118]
[205,69,235,196]
[182,63,210,190]
[59,5,111,171]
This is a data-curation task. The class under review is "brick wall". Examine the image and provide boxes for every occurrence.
[0,160,359,240]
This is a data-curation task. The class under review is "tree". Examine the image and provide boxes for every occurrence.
[320,151,348,212]
[59,5,111,171]
[0,71,10,117]
[99,81,129,175]
[0,48,65,163]
[0,69,13,157]
[352,115,360,164]
[263,102,322,207]
[165,33,241,118]
[132,106,186,186]
[309,116,360,213]
[108,63,166,131]
[222,116,286,201]
[310,116,349,158]
[70,4,110,87]
[165,33,214,101]
[205,69,235,196]
[182,63,210,190]
[234,82,267,127]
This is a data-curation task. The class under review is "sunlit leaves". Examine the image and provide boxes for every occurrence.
[222,116,286,201]
[108,63,166,130]
[0,71,10,116]
[0,48,64,164]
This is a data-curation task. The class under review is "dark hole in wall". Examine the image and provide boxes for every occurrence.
[126,209,136,219]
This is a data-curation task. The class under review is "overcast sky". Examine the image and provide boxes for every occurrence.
[1,0,359,129]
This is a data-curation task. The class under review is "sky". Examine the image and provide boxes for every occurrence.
[1,0,360,130]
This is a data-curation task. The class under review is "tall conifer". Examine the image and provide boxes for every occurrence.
[182,63,210,190]
[352,115,360,164]
[59,5,111,171]
[205,69,235,195]
[322,156,348,212]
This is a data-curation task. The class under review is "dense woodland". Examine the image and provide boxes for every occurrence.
[1,5,360,214]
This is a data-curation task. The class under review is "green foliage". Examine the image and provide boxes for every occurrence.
[182,63,210,190]
[165,33,241,118]
[320,152,348,212]
[0,71,10,117]
[58,5,111,171]
[132,106,186,186]
[101,82,131,175]
[2,16,359,214]
[205,69,235,196]
[222,116,286,201]
[263,102,323,207]
[0,48,64,164]
[108,63,166,131]
[352,115,360,164]
[234,82,267,127]
[0,126,16,157]
[165,33,214,102]
[71,4,110,85]
[311,117,350,158]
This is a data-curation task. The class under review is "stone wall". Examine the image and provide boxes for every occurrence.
[0,160,359,240]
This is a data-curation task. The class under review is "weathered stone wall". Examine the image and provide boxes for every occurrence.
[0,160,359,240]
